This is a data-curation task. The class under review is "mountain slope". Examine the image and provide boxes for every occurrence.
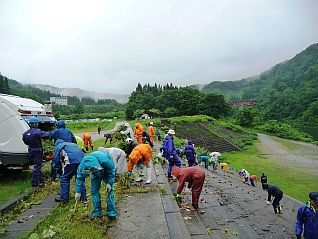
[193,43,318,128]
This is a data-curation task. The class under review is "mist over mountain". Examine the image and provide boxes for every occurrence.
[30,84,129,104]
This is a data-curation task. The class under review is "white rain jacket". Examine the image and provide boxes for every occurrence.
[98,147,127,175]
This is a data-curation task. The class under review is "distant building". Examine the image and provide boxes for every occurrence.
[50,97,68,105]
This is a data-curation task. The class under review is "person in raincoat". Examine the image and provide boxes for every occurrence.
[249,175,257,187]
[125,138,139,154]
[261,173,268,190]
[184,140,197,167]
[22,117,51,188]
[156,129,162,141]
[264,183,283,214]
[75,135,85,152]
[134,123,144,144]
[162,129,182,179]
[142,130,153,147]
[49,120,76,143]
[147,122,155,143]
[52,139,86,202]
[75,151,117,219]
[128,144,153,184]
[120,122,134,139]
[98,147,127,176]
[82,132,94,151]
[172,166,205,209]
[239,169,250,183]
[209,152,221,170]
[295,192,318,239]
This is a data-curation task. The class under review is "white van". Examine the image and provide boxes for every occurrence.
[0,94,56,169]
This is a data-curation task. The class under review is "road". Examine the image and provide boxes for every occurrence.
[257,133,318,174]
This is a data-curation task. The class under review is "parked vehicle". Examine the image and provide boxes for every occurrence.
[0,94,56,170]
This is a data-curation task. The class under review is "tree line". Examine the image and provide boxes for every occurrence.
[125,83,231,119]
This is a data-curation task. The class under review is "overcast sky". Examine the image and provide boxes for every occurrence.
[0,0,317,95]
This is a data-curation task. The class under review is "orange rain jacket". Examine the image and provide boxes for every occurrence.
[82,132,93,147]
[134,123,144,144]
[147,125,155,142]
[128,144,152,172]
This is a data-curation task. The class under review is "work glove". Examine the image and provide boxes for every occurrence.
[140,164,145,170]
[296,235,301,239]
[128,171,132,176]
[75,192,81,201]
[266,201,271,205]
[106,184,112,192]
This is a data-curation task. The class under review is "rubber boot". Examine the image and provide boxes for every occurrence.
[135,167,142,182]
[278,206,282,214]
[146,167,152,184]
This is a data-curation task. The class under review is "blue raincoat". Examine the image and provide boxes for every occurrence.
[49,120,76,143]
[295,201,318,239]
[184,140,197,167]
[163,134,181,175]
[76,151,116,218]
[22,127,50,187]
[53,139,86,201]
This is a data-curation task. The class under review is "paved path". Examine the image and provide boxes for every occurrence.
[107,142,191,239]
[1,193,58,239]
[257,133,318,174]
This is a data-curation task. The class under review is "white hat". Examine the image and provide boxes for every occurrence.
[125,138,133,143]
[124,122,130,127]
[168,129,175,135]
[149,122,153,125]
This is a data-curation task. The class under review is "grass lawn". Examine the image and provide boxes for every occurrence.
[223,145,318,203]
[0,170,32,207]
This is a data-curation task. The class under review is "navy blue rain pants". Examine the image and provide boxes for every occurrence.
[60,163,86,201]
[29,147,43,187]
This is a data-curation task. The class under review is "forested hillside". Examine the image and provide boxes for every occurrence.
[193,43,318,131]
[125,83,231,119]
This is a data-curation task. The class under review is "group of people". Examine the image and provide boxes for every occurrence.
[22,118,317,237]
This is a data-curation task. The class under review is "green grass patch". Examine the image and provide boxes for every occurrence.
[167,115,213,124]
[0,164,60,235]
[66,120,116,133]
[223,146,318,202]
[0,171,31,207]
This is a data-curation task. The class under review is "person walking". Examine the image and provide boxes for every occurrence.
[134,123,144,144]
[75,151,117,219]
[49,120,76,143]
[261,173,268,190]
[162,129,182,179]
[295,192,318,239]
[127,143,153,184]
[184,140,197,167]
[264,183,283,214]
[97,126,101,135]
[172,166,205,209]
[147,122,155,143]
[82,132,94,151]
[22,117,51,188]
[52,139,86,202]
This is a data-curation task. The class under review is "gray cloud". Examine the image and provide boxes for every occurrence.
[0,0,317,94]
